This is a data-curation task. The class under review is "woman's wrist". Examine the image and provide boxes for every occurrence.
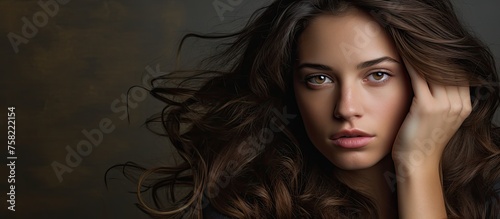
[392,148,442,177]
[395,157,446,219]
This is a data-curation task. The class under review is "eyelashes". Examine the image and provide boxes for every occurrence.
[365,71,392,84]
[304,71,393,87]
[305,74,333,85]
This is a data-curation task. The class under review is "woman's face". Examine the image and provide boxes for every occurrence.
[293,9,412,170]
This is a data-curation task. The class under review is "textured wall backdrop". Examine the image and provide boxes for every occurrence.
[0,0,499,218]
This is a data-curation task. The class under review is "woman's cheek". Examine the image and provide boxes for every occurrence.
[370,85,411,124]
[296,90,333,135]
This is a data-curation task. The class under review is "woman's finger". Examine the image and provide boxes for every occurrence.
[403,59,432,100]
[428,82,447,100]
[458,85,472,118]
[445,86,461,114]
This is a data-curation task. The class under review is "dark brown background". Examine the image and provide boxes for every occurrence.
[0,0,499,218]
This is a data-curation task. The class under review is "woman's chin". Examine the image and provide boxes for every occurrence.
[330,154,386,171]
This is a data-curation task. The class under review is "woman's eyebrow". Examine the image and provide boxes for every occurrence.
[356,56,400,69]
[295,63,332,71]
[296,56,400,71]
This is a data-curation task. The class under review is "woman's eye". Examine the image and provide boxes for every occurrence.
[367,71,391,83]
[305,75,333,85]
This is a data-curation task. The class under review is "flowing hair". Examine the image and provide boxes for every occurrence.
[107,0,500,218]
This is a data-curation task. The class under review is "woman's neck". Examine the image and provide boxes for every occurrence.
[334,155,398,219]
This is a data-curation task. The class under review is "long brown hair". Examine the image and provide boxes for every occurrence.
[109,0,500,218]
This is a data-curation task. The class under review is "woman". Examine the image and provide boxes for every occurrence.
[115,0,500,218]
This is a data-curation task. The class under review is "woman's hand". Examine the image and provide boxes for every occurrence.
[392,60,471,219]
[392,60,471,171]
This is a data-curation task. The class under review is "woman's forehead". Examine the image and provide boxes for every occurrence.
[296,9,400,69]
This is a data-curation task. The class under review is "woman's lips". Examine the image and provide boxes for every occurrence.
[330,136,374,149]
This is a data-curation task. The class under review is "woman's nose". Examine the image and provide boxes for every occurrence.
[333,85,364,120]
